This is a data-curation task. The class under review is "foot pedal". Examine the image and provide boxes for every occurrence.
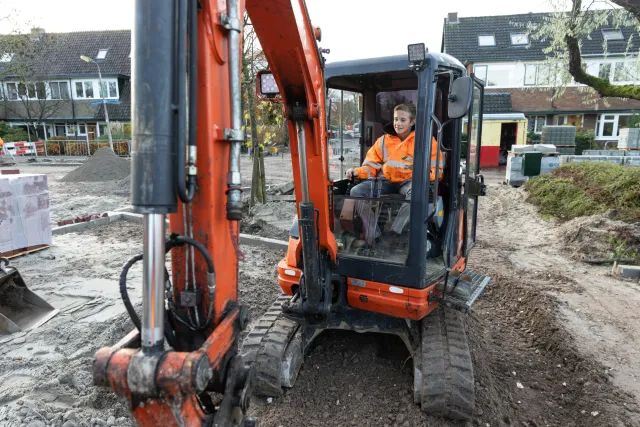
[441,271,491,313]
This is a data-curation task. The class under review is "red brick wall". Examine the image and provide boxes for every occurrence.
[485,87,640,113]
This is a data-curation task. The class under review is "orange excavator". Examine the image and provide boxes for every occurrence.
[92,0,489,425]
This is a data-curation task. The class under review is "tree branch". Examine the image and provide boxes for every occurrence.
[565,0,640,100]
[610,0,640,21]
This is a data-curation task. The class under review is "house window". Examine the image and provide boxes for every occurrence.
[75,81,95,98]
[96,49,108,60]
[12,82,46,100]
[556,115,583,127]
[77,123,88,135]
[50,81,70,100]
[484,64,513,87]
[524,64,537,85]
[0,53,13,62]
[6,83,18,100]
[527,115,546,134]
[602,29,624,41]
[473,65,487,82]
[598,63,611,80]
[99,80,118,98]
[613,61,638,82]
[478,35,495,46]
[54,123,66,137]
[511,33,528,45]
[596,113,631,139]
[65,124,77,136]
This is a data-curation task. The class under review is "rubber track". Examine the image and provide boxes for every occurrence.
[420,305,475,421]
[240,294,300,396]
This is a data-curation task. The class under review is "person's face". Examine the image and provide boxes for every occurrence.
[394,110,415,137]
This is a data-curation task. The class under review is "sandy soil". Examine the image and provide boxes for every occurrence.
[1,160,639,427]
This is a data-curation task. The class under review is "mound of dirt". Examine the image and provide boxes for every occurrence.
[559,213,640,261]
[60,147,130,182]
[113,174,131,196]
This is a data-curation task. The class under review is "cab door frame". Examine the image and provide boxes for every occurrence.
[462,75,485,255]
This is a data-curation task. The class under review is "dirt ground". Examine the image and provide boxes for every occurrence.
[1,158,639,427]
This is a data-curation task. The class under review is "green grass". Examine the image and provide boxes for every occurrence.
[525,162,640,223]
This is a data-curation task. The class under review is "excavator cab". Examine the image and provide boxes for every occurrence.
[244,46,492,421]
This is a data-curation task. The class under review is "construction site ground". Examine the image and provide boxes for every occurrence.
[0,153,639,427]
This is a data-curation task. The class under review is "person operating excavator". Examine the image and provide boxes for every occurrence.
[345,103,443,247]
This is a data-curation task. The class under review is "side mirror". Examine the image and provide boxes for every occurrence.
[447,76,473,119]
[256,70,282,102]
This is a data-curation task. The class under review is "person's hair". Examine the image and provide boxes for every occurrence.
[394,103,416,119]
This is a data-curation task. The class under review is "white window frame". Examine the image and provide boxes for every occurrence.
[74,80,96,99]
[595,113,631,140]
[510,33,528,45]
[602,28,624,41]
[76,123,88,136]
[11,82,47,100]
[598,62,612,81]
[65,124,77,136]
[49,81,70,100]
[5,82,18,100]
[473,65,487,83]
[528,115,547,134]
[99,79,119,99]
[478,35,495,46]
[524,64,537,85]
[96,49,108,60]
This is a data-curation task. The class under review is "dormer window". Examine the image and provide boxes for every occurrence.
[510,33,529,45]
[478,35,495,46]
[602,28,624,41]
[96,49,108,60]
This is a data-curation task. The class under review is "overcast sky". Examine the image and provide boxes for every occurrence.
[1,0,575,61]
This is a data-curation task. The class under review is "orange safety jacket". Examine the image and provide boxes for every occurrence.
[353,124,444,183]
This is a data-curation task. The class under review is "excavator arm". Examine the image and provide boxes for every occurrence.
[92,0,332,425]
[246,0,337,325]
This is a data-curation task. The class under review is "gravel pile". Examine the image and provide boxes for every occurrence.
[60,148,130,183]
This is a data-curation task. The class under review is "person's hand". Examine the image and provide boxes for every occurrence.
[346,168,355,179]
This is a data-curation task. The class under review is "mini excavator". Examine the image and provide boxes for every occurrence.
[91,0,490,425]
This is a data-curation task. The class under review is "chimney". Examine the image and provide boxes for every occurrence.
[30,27,45,41]
[447,12,458,24]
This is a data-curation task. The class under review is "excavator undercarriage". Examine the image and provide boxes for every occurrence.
[242,270,491,420]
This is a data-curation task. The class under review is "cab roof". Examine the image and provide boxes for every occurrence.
[324,52,466,80]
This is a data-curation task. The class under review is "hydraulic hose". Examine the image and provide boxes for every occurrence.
[175,0,197,203]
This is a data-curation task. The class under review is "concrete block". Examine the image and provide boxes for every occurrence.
[624,157,640,167]
[533,144,557,153]
[617,265,640,278]
[512,145,535,153]
[120,212,144,224]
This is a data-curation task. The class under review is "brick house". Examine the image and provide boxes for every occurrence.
[442,11,640,144]
[0,28,130,141]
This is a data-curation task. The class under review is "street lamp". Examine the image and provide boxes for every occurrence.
[80,55,113,152]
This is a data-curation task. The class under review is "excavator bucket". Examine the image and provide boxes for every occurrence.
[0,258,59,335]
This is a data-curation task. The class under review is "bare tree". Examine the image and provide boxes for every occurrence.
[1,31,71,139]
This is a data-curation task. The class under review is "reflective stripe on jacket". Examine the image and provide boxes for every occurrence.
[354,128,444,183]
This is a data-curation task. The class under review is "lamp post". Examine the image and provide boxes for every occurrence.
[80,55,113,152]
